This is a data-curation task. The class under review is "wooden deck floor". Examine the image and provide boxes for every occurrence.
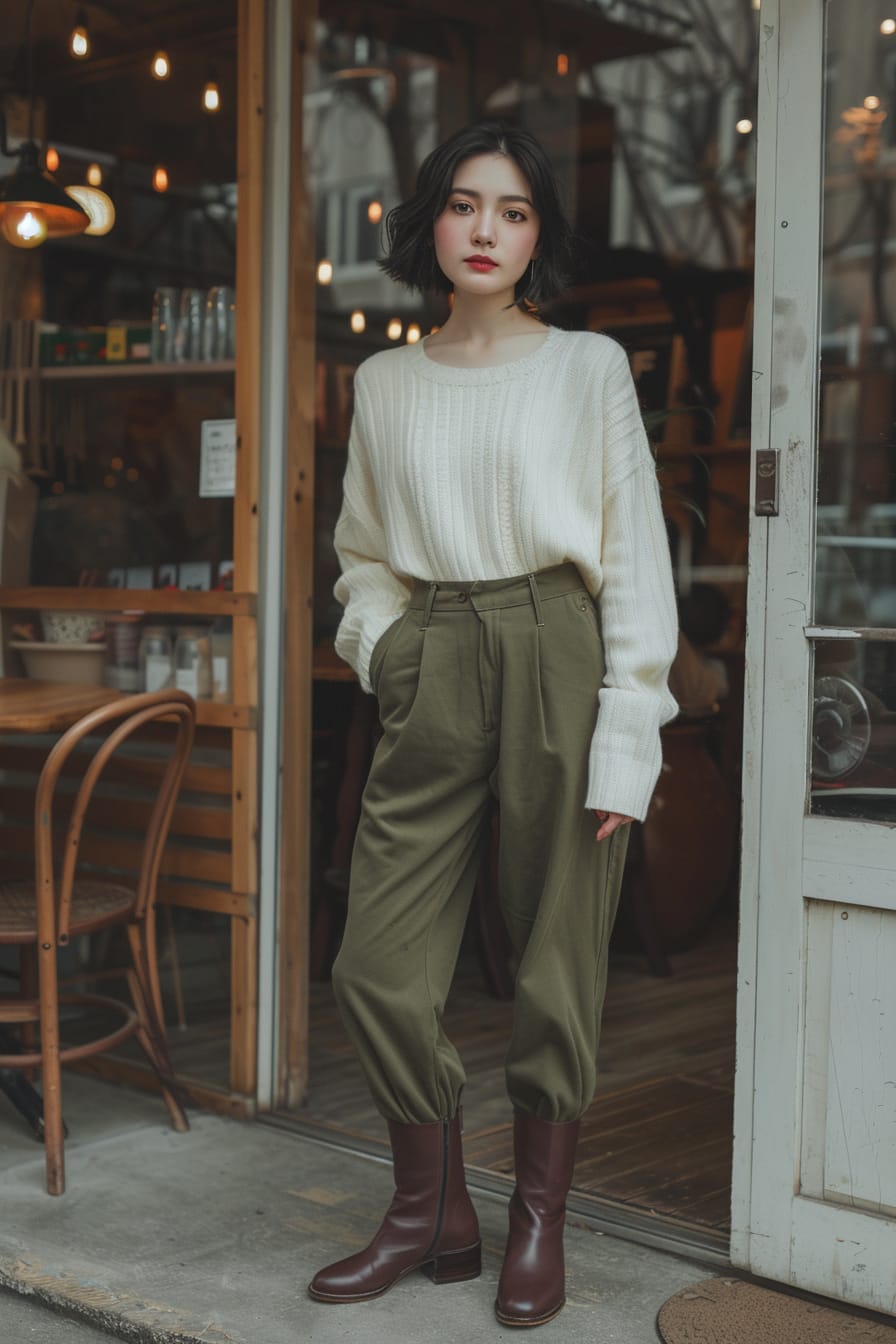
[302,910,737,1235]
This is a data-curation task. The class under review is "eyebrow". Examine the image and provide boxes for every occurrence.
[448,187,533,207]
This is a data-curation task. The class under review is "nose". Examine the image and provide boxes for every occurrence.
[472,213,495,246]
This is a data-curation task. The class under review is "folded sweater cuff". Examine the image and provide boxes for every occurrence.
[585,687,677,821]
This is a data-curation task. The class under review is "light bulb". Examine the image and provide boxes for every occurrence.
[367,200,383,223]
[882,19,896,35]
[557,53,569,76]
[87,162,102,186]
[406,324,421,344]
[316,260,333,284]
[151,51,171,80]
[153,165,169,193]
[736,118,753,134]
[865,95,881,110]
[350,310,366,333]
[70,11,90,59]
[203,81,220,112]
[387,318,403,340]
[1,206,48,249]
[45,146,60,172]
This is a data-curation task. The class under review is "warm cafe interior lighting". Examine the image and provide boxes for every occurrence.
[350,309,366,333]
[316,259,333,284]
[202,78,220,113]
[882,19,896,34]
[556,53,569,76]
[70,10,90,59]
[0,130,90,248]
[865,95,882,110]
[153,165,169,193]
[736,118,753,134]
[387,318,403,340]
[45,146,59,173]
[64,184,115,235]
[367,200,383,223]
[87,162,102,186]
[406,324,421,344]
[151,51,171,80]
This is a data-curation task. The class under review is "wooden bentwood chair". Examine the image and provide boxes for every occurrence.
[0,690,196,1194]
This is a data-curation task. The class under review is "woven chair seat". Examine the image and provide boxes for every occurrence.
[0,879,136,943]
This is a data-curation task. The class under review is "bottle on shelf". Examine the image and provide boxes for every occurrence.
[174,626,212,699]
[139,625,175,692]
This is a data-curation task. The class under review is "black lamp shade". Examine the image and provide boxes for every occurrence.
[0,141,89,238]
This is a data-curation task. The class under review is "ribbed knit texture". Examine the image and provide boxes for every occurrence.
[332,324,679,821]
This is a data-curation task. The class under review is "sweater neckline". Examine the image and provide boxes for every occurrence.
[409,323,561,384]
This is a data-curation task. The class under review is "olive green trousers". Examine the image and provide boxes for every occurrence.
[332,562,630,1125]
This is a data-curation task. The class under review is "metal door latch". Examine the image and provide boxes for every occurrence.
[754,448,778,517]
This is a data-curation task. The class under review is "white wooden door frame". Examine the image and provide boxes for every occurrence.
[732,0,896,1313]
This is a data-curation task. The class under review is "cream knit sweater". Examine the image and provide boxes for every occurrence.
[332,323,680,821]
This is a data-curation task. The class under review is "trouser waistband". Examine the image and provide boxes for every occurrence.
[408,562,587,630]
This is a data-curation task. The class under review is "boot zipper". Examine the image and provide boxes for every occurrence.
[422,1117,450,1261]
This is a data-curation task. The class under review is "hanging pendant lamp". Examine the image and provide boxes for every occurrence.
[0,135,89,248]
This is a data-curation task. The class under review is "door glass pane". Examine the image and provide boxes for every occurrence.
[812,637,896,817]
[814,1,896,630]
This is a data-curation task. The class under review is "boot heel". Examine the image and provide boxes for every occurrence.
[422,1241,482,1284]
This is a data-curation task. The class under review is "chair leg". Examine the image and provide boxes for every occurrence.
[37,943,65,1195]
[19,945,38,1078]
[161,905,187,1030]
[126,924,190,1133]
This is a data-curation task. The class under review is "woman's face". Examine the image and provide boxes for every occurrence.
[432,153,541,298]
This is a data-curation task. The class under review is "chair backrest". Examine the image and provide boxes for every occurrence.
[33,690,196,947]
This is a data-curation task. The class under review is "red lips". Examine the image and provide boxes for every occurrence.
[465,254,496,266]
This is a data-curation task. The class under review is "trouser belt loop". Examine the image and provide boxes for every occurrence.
[527,573,545,627]
[420,581,439,631]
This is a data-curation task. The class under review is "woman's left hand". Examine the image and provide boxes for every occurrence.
[593,810,634,842]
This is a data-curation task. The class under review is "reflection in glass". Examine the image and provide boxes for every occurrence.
[811,638,896,818]
[815,2,896,627]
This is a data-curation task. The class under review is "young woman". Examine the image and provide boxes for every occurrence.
[308,119,679,1328]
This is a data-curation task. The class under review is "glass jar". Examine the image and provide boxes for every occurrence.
[139,626,174,692]
[210,617,232,703]
[174,626,212,699]
[105,613,142,691]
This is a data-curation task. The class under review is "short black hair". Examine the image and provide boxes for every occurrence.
[377,119,575,312]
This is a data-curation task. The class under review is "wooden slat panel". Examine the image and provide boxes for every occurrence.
[0,744,232,795]
[158,882,251,917]
[231,726,256,894]
[0,786,231,843]
[231,913,259,1096]
[0,825,230,884]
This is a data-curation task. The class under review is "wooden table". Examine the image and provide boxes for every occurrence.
[0,679,123,733]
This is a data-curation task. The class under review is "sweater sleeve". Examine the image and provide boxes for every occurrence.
[585,347,680,820]
[332,366,412,693]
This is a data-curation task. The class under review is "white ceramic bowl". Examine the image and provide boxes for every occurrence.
[11,640,107,686]
[40,610,106,645]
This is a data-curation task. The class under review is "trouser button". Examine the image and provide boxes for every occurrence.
[457,592,468,603]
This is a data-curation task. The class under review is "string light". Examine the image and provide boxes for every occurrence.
[45,146,59,172]
[556,53,569,76]
[865,95,881,110]
[736,118,754,134]
[202,78,220,113]
[70,9,90,59]
[367,200,383,223]
[153,165,169,193]
[87,162,102,186]
[350,310,366,333]
[406,324,421,344]
[151,51,171,80]
[316,260,333,284]
[882,19,896,35]
[386,318,403,340]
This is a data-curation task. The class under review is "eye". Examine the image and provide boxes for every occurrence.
[505,209,526,222]
[451,201,472,214]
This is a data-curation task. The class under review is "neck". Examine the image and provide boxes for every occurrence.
[437,291,541,344]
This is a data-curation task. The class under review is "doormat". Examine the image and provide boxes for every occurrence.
[657,1277,895,1342]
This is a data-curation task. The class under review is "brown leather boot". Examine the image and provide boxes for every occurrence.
[495,1110,580,1327]
[308,1112,481,1303]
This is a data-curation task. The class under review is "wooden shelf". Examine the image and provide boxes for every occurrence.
[40,360,235,381]
[0,587,256,616]
[195,701,255,729]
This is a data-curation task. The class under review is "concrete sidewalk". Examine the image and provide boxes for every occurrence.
[0,1074,712,1344]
